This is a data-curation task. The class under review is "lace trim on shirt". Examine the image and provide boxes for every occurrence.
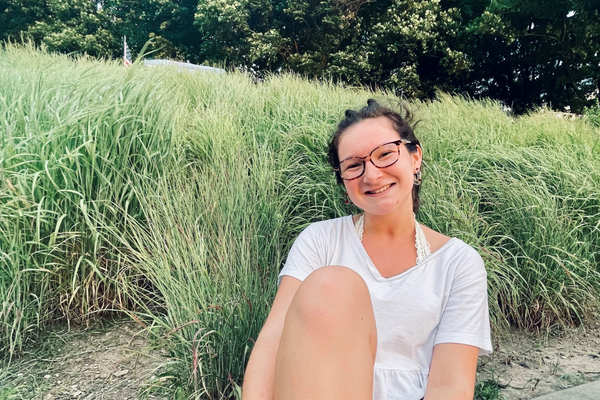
[355,213,432,264]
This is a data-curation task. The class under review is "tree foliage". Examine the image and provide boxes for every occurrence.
[195,0,470,98]
[0,0,45,43]
[24,0,118,57]
[0,0,203,61]
[1,0,599,112]
[104,0,203,61]
[450,0,600,113]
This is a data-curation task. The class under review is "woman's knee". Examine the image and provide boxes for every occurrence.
[303,266,370,303]
[286,266,376,337]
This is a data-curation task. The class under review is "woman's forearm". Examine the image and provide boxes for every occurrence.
[242,327,282,400]
[424,384,474,400]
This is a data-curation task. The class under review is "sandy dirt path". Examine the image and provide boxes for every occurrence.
[478,325,600,399]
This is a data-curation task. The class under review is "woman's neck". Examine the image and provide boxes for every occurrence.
[362,204,415,241]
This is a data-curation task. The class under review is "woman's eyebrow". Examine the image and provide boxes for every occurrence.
[340,142,387,160]
[338,155,358,163]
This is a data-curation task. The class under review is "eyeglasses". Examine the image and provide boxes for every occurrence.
[335,139,412,180]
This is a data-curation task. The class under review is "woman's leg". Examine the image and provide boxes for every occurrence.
[273,266,377,400]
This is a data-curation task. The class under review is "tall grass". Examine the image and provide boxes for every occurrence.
[1,44,599,398]
[0,42,184,360]
[420,96,600,329]
[102,74,367,398]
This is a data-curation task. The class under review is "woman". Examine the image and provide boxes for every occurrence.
[242,100,493,400]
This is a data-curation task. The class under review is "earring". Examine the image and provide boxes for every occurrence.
[414,170,422,186]
[344,193,350,204]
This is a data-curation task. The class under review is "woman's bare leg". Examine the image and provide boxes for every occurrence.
[273,266,377,400]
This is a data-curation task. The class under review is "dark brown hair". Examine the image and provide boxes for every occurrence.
[327,99,422,213]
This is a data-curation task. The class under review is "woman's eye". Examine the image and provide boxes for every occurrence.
[378,151,394,159]
[345,162,361,170]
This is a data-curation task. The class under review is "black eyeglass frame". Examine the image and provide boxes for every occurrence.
[334,139,413,181]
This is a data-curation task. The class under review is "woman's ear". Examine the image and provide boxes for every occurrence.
[412,145,423,172]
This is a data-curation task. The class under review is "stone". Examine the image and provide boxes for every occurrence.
[113,369,129,377]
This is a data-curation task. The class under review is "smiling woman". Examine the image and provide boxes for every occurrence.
[242,100,493,400]
[335,117,420,222]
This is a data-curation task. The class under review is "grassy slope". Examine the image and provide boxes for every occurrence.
[0,45,599,398]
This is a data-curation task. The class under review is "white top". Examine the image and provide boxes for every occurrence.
[278,215,493,400]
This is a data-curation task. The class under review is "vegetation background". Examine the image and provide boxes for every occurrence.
[0,0,599,114]
[0,43,599,398]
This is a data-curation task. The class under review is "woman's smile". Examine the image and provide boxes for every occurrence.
[365,183,395,195]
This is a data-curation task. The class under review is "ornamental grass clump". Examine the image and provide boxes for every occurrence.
[420,95,600,330]
[0,42,183,359]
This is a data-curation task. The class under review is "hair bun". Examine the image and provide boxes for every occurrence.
[345,109,357,119]
[367,99,378,107]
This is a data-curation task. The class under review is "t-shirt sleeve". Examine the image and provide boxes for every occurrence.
[434,247,493,356]
[278,223,328,286]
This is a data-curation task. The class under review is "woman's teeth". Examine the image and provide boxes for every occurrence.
[369,184,392,194]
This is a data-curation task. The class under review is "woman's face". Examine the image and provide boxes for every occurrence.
[337,116,421,216]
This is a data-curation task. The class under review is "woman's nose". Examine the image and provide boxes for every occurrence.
[361,160,383,182]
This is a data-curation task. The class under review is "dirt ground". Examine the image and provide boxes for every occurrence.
[1,320,169,400]
[478,325,600,399]
[2,320,600,399]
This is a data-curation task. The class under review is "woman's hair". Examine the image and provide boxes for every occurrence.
[327,99,422,213]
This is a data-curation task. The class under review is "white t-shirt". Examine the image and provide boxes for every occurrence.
[278,215,493,400]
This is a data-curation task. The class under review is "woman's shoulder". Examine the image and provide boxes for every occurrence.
[299,215,354,236]
[420,224,452,254]
[419,225,485,274]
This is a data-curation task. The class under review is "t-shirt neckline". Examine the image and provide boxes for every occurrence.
[344,215,457,282]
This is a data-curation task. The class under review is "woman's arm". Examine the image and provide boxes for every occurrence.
[424,343,479,400]
[242,276,302,400]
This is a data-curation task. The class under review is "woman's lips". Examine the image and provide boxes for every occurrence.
[365,183,395,194]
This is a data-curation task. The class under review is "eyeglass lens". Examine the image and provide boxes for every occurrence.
[339,142,401,180]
